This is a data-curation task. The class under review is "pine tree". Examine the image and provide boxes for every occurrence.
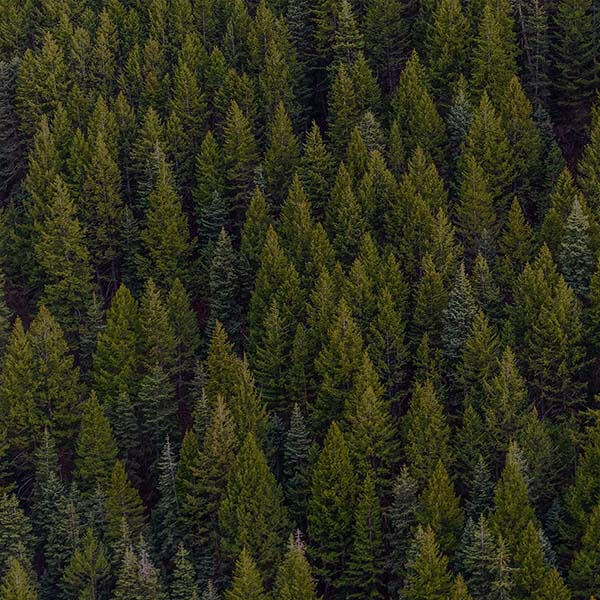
[299,122,334,216]
[75,393,118,497]
[513,520,548,600]
[308,422,356,595]
[443,263,478,370]
[391,51,446,167]
[535,569,571,600]
[405,381,451,483]
[219,434,288,582]
[568,502,600,600]
[552,0,599,133]
[63,527,110,600]
[456,155,496,262]
[461,515,499,600]
[327,64,359,157]
[34,176,93,343]
[0,558,37,600]
[559,198,594,298]
[204,321,240,406]
[171,544,198,600]
[403,527,453,600]
[194,131,225,233]
[578,96,600,212]
[344,472,384,600]
[225,548,267,600]
[139,155,191,288]
[113,543,163,600]
[418,460,465,557]
[283,404,312,528]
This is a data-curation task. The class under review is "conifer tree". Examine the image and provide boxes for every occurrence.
[513,520,548,599]
[327,64,359,157]
[427,0,470,102]
[139,155,191,288]
[418,460,464,557]
[0,558,37,600]
[219,434,288,582]
[208,229,241,344]
[300,122,334,217]
[274,533,319,600]
[105,461,146,557]
[0,492,33,572]
[461,515,499,600]
[223,101,259,227]
[225,548,267,600]
[308,422,356,596]
[284,404,312,528]
[204,321,240,406]
[568,502,600,599]
[92,284,140,405]
[34,176,93,342]
[578,97,600,212]
[313,299,363,435]
[471,0,517,101]
[391,51,446,167]
[344,472,384,599]
[491,443,537,551]
[559,198,594,298]
[171,543,198,600]
[75,393,118,498]
[403,526,453,600]
[405,381,451,484]
[264,102,299,207]
[536,569,571,600]
[63,527,110,600]
[443,263,478,369]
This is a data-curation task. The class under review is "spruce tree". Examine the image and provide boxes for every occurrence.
[462,515,499,600]
[299,122,334,216]
[0,492,33,572]
[559,198,594,298]
[536,569,571,600]
[513,520,548,600]
[171,543,198,600]
[274,534,319,600]
[568,501,600,600]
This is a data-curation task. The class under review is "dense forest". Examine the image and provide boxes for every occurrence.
[2,0,600,598]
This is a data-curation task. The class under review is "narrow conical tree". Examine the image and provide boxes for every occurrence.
[559,198,594,298]
[219,433,288,582]
[226,548,267,600]
[308,422,356,595]
[403,527,453,600]
[344,472,384,600]
[404,381,451,484]
[568,501,600,600]
[274,533,320,600]
[75,392,119,497]
[513,520,548,600]
[0,558,37,600]
[34,176,93,342]
[535,569,571,600]
[171,543,198,600]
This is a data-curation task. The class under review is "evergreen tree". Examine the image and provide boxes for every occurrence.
[513,521,548,600]
[578,97,600,212]
[391,51,446,167]
[344,472,384,600]
[75,393,119,497]
[63,527,110,600]
[171,544,198,600]
[219,434,288,582]
[559,198,594,298]
[403,526,453,600]
[0,558,37,600]
[225,548,267,600]
[274,534,319,600]
[308,422,356,596]
[462,515,499,600]
[0,492,33,572]
[568,502,600,600]
[536,569,571,600]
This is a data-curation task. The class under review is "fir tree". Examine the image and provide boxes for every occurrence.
[0,492,33,572]
[513,520,548,600]
[171,544,198,600]
[308,422,356,596]
[568,501,600,600]
[219,433,288,582]
[344,472,384,600]
[0,558,37,600]
[225,548,267,600]
[274,533,320,600]
[403,526,453,600]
